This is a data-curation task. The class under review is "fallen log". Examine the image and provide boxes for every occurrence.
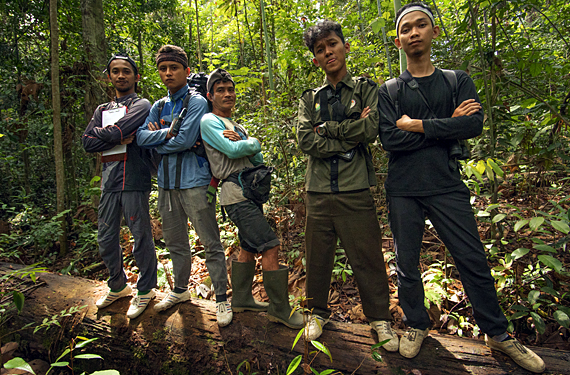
[2,264,569,374]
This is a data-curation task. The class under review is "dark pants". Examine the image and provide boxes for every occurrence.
[305,190,392,322]
[98,190,157,292]
[387,186,508,336]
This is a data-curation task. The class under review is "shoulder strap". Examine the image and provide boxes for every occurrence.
[385,78,400,118]
[157,97,168,117]
[441,69,458,108]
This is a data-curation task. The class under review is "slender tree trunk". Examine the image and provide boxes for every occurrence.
[50,0,68,256]
[393,0,406,73]
[234,0,244,67]
[243,0,258,66]
[260,0,273,92]
[194,0,203,71]
[376,0,393,78]
[80,0,107,208]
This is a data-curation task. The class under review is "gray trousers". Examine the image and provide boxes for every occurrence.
[388,186,508,336]
[98,190,157,291]
[305,190,392,322]
[158,186,228,295]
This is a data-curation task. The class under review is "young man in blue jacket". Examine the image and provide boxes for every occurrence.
[136,46,231,327]
[200,68,303,329]
[82,54,157,319]
[378,3,544,372]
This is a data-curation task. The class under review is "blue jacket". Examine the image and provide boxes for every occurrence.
[137,85,211,189]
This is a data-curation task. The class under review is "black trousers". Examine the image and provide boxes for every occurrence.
[305,189,392,322]
[387,186,508,336]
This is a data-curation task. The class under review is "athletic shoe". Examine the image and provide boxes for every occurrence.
[216,301,233,327]
[370,320,399,352]
[154,290,191,312]
[486,335,545,373]
[305,315,329,341]
[399,327,429,358]
[96,284,132,308]
[126,290,156,319]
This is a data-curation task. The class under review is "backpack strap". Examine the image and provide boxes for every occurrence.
[441,69,458,108]
[385,78,400,118]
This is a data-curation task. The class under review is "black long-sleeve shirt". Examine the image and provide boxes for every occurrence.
[82,93,152,192]
[378,68,483,196]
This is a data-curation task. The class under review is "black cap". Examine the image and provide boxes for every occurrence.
[104,54,139,76]
[207,68,235,93]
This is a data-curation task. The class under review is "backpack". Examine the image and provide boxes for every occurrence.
[156,72,211,158]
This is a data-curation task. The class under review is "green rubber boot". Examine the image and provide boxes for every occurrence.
[263,265,304,329]
[231,261,269,312]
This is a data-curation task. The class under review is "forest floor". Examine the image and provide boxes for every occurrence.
[2,171,570,371]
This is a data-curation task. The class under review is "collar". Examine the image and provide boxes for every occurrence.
[114,92,138,103]
[169,84,189,102]
[315,72,354,94]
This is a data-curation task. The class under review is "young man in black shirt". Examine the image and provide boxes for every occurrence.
[378,3,545,372]
[83,54,157,319]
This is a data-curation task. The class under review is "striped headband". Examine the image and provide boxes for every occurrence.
[395,6,435,36]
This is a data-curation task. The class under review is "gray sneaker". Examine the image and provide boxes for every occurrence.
[486,335,545,373]
[154,290,191,312]
[96,284,132,308]
[370,320,399,352]
[399,327,429,358]
[126,290,156,319]
[305,315,329,341]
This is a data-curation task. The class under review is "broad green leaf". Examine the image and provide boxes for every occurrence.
[492,214,506,223]
[510,304,530,312]
[514,219,529,232]
[370,19,385,34]
[286,355,302,375]
[311,341,332,362]
[487,159,504,177]
[74,354,103,360]
[371,351,383,362]
[529,217,545,231]
[529,312,546,334]
[292,327,304,350]
[527,290,540,304]
[90,371,120,375]
[537,255,564,273]
[510,311,528,320]
[540,287,559,297]
[550,220,570,234]
[12,291,24,313]
[533,244,557,253]
[511,248,529,260]
[3,358,36,374]
[51,361,70,367]
[475,160,486,174]
[319,370,336,375]
[520,98,537,108]
[55,348,71,362]
[75,338,98,349]
[553,310,570,329]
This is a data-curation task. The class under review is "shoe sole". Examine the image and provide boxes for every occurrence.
[232,306,269,313]
[266,314,304,329]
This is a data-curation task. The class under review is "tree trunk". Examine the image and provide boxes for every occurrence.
[80,0,108,209]
[194,0,203,71]
[49,0,67,256]
[4,265,568,375]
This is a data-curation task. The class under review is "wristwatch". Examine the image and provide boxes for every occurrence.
[316,124,327,137]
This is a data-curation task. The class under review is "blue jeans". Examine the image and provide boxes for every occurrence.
[158,186,228,295]
[98,190,157,291]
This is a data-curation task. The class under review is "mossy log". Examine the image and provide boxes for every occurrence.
[2,263,569,375]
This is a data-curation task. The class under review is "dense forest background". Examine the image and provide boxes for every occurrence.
[1,0,570,353]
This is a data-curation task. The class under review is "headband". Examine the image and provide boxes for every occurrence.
[395,6,435,36]
[155,52,188,69]
[105,55,138,75]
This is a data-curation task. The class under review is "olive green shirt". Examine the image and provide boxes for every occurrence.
[297,72,378,193]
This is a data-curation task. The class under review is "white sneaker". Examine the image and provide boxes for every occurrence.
[216,301,233,327]
[486,335,545,373]
[126,290,156,319]
[305,315,329,341]
[154,290,191,312]
[399,327,429,358]
[96,284,132,308]
[370,320,399,352]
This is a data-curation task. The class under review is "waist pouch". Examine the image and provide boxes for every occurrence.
[225,164,274,205]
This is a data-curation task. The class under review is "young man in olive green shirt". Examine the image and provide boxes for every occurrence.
[297,20,396,351]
